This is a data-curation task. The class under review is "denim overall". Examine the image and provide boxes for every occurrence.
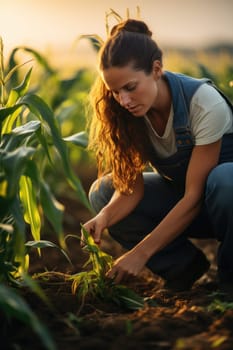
[89,71,233,283]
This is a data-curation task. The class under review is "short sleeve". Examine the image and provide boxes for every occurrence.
[190,84,233,145]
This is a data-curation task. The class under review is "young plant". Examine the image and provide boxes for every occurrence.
[207,298,233,313]
[70,226,145,311]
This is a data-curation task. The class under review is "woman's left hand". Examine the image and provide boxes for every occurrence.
[106,248,147,283]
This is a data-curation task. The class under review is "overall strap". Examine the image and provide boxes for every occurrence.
[164,71,208,150]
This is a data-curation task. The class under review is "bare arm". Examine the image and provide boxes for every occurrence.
[102,173,144,225]
[82,173,144,244]
[107,140,222,282]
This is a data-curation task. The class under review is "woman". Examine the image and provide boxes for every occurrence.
[83,19,233,292]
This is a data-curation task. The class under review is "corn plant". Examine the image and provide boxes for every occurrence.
[0,36,91,274]
[0,38,91,349]
[70,226,145,311]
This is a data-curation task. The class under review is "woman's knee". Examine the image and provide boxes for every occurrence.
[88,175,115,213]
[205,163,233,206]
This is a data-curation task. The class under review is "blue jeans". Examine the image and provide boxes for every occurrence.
[89,163,233,283]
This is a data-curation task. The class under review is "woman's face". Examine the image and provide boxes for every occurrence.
[102,62,162,116]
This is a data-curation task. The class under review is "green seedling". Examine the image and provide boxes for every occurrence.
[207,298,233,313]
[70,225,145,311]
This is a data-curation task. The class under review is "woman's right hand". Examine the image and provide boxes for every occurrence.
[81,211,108,246]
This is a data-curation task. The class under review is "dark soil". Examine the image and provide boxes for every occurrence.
[2,173,233,350]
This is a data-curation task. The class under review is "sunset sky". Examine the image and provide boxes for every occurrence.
[1,0,233,57]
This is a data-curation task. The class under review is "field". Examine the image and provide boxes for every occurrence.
[1,36,233,350]
[3,195,233,350]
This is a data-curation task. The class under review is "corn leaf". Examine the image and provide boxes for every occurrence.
[77,34,103,52]
[6,67,32,107]
[25,240,72,265]
[63,131,88,148]
[23,161,65,246]
[2,146,35,198]
[10,196,26,238]
[0,284,56,350]
[40,181,65,246]
[0,104,23,124]
[114,285,145,310]
[19,175,41,242]
[4,59,33,86]
[1,120,41,151]
[81,224,96,247]
[1,68,33,134]
[7,46,55,88]
[1,105,23,134]
[12,119,41,136]
[21,93,91,211]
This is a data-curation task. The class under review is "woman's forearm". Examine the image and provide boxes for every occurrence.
[100,174,144,227]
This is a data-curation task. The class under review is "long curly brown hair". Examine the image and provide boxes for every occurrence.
[88,19,163,194]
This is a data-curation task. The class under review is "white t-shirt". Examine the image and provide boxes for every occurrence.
[144,84,233,158]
